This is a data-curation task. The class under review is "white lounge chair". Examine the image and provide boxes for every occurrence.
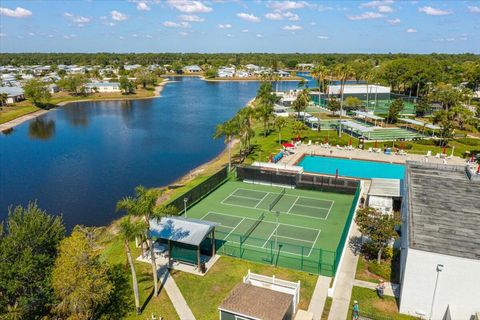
[308,140,312,146]
[426,150,432,157]
[368,147,373,152]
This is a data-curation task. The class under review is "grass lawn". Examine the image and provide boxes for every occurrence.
[50,87,156,104]
[355,256,401,284]
[0,102,40,124]
[346,286,419,320]
[171,255,318,320]
[100,229,179,320]
[321,297,332,320]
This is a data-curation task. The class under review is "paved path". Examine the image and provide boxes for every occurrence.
[327,224,361,320]
[353,279,399,298]
[160,270,196,320]
[308,275,331,320]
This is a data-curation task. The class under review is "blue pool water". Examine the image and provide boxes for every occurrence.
[298,156,405,180]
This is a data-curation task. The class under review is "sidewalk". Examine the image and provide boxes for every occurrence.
[308,275,331,320]
[160,270,196,320]
[353,279,399,298]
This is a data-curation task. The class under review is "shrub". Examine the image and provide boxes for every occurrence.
[413,139,437,146]
[455,137,480,146]
[361,242,392,260]
[367,261,391,280]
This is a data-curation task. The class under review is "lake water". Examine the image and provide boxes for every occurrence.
[0,77,302,229]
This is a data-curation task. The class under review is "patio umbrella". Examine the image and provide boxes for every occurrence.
[282,143,295,148]
[442,146,446,154]
[374,140,378,148]
[349,137,352,146]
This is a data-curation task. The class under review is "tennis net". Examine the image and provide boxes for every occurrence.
[241,213,265,244]
[269,188,286,211]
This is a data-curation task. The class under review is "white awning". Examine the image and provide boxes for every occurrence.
[340,120,375,132]
[149,216,217,246]
[354,111,384,120]
[399,118,440,130]
[368,178,401,197]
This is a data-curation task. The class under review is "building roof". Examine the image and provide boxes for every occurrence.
[369,178,401,197]
[406,162,480,260]
[0,86,24,97]
[85,82,119,87]
[219,283,292,320]
[149,216,217,246]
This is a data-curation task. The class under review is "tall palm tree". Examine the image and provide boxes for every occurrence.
[292,89,311,119]
[311,65,329,107]
[334,63,354,137]
[116,186,161,296]
[118,217,147,315]
[255,82,277,137]
[213,119,237,171]
[275,116,287,145]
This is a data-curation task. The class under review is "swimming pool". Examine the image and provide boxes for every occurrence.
[298,156,405,180]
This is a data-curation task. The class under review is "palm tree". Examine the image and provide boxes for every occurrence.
[311,65,329,107]
[0,93,8,107]
[233,107,255,160]
[274,116,287,145]
[334,63,354,137]
[118,217,146,315]
[292,120,308,140]
[213,120,237,171]
[116,186,161,296]
[255,83,277,137]
[292,89,311,119]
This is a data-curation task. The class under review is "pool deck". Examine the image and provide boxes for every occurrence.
[279,143,466,168]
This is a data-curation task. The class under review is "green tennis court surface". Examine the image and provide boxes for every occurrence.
[185,180,356,276]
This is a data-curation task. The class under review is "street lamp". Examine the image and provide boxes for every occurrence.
[429,264,444,320]
[183,197,188,218]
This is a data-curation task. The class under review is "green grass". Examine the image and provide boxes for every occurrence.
[100,231,180,320]
[321,297,333,320]
[0,103,40,124]
[346,286,419,320]
[171,255,318,320]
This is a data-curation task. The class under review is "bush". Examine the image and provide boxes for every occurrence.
[413,139,437,146]
[361,242,392,260]
[367,261,391,280]
[455,137,480,146]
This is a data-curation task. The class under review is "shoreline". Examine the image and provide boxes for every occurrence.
[162,74,302,82]
[0,80,170,131]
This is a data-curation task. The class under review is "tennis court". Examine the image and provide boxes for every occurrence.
[183,180,357,276]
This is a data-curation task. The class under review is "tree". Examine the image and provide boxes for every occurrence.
[116,186,161,297]
[58,74,87,95]
[415,98,432,117]
[214,119,237,171]
[292,120,308,140]
[274,116,287,145]
[0,93,8,107]
[255,82,276,137]
[23,79,51,107]
[344,96,362,112]
[52,228,113,319]
[311,65,328,106]
[118,217,146,315]
[205,67,217,79]
[387,98,404,123]
[327,98,340,116]
[292,89,310,118]
[334,63,354,136]
[0,202,65,319]
[355,207,399,263]
[135,68,157,89]
[119,76,135,94]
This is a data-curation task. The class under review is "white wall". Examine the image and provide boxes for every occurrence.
[399,248,480,319]
[327,84,390,95]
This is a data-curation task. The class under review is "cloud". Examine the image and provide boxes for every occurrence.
[468,6,480,13]
[226,33,232,38]
[406,28,417,33]
[0,33,6,37]
[318,5,333,12]
[265,12,283,20]
[103,21,116,27]
[256,33,263,38]
[163,21,191,28]
[0,6,32,18]
[360,0,393,8]
[317,35,329,40]
[268,1,308,11]
[283,11,299,21]
[218,23,232,28]
[145,34,153,38]
[418,6,452,16]
[137,2,150,11]
[241,29,249,33]
[347,12,384,20]
[28,32,35,36]
[180,14,204,22]
[111,10,128,21]
[179,31,189,36]
[167,0,212,13]
[119,36,125,40]
[377,5,393,13]
[387,18,401,24]
[63,34,77,40]
[282,24,303,30]
[237,12,260,22]
[265,11,299,21]
[63,12,91,26]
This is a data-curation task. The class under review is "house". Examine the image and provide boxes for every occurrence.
[277,70,290,78]
[183,65,202,73]
[84,82,120,93]
[217,66,236,78]
[367,178,402,215]
[297,63,315,70]
[48,84,60,94]
[245,64,260,72]
[235,71,250,78]
[327,84,391,101]
[398,162,480,320]
[0,87,25,104]
[123,64,142,71]
[218,271,300,320]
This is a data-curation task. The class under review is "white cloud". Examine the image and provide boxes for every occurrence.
[268,1,308,11]
[47,34,54,38]
[241,29,249,33]
[418,6,452,16]
[347,12,384,20]
[63,34,77,40]
[360,0,393,8]
[237,12,260,22]
[163,21,191,28]
[468,6,480,13]
[282,24,303,31]
[377,5,393,13]
[145,34,153,38]
[256,33,263,38]
[137,2,150,11]
[180,14,204,22]
[226,33,232,38]
[318,5,333,12]
[317,35,329,40]
[0,33,6,37]
[387,18,401,24]
[28,32,35,36]
[406,28,417,33]
[132,33,138,37]
[119,36,125,40]
[63,12,91,26]
[283,11,299,21]
[179,31,189,36]
[218,23,232,29]
[265,12,283,20]
[111,10,128,21]
[0,6,32,18]
[104,21,116,27]
[167,0,212,13]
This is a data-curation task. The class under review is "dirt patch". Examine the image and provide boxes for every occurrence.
[371,298,399,314]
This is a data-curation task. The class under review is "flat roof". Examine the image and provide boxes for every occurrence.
[149,216,217,246]
[354,111,384,120]
[406,162,480,260]
[369,178,401,197]
[219,283,292,320]
[340,120,375,132]
[0,86,24,96]
[399,118,440,130]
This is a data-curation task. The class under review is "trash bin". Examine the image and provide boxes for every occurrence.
[200,262,206,273]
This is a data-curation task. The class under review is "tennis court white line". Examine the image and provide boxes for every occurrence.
[263,189,335,205]
[292,203,331,211]
[224,217,246,240]
[274,234,316,244]
[254,192,270,208]
[307,229,322,257]
[232,188,268,199]
[286,196,300,214]
[324,200,335,220]
[262,224,280,248]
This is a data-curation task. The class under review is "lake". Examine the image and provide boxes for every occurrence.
[0,77,301,229]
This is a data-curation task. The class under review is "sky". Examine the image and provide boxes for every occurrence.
[0,0,479,54]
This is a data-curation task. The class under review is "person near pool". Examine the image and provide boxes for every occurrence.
[352,300,359,319]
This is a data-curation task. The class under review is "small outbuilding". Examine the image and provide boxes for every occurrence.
[367,178,402,214]
[0,86,25,104]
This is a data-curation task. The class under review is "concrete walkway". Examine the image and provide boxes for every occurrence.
[327,224,361,320]
[160,270,196,320]
[353,279,399,298]
[308,275,332,320]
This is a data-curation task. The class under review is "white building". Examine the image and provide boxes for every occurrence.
[183,65,202,73]
[84,82,120,93]
[297,63,315,70]
[367,178,402,215]
[399,162,480,320]
[327,84,391,100]
[48,84,60,94]
[0,87,25,104]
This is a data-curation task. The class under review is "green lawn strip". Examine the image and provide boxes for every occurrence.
[355,257,389,283]
[0,104,40,124]
[100,232,180,320]
[346,286,419,320]
[171,255,317,320]
[321,297,332,320]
